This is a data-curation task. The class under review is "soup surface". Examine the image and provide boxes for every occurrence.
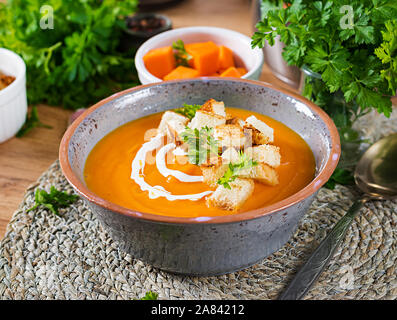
[84,107,316,218]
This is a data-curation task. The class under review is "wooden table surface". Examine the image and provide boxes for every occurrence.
[0,0,395,239]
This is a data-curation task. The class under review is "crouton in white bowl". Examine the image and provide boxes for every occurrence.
[135,26,264,84]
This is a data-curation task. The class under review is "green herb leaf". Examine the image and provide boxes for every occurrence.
[172,39,193,67]
[375,20,397,93]
[16,106,52,137]
[27,186,79,216]
[180,126,219,165]
[324,168,355,190]
[174,103,201,120]
[140,291,158,300]
[217,151,258,189]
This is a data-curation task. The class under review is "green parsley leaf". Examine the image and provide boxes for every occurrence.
[27,186,79,216]
[180,126,219,165]
[324,168,355,190]
[217,151,258,189]
[16,106,52,137]
[174,103,202,120]
[172,39,193,67]
[140,291,158,300]
[375,20,397,93]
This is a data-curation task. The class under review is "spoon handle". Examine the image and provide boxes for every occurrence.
[278,199,365,300]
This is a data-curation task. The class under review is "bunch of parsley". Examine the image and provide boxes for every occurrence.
[253,0,396,118]
[0,0,139,110]
[252,0,397,187]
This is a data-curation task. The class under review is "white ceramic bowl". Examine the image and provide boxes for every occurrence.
[135,26,264,84]
[0,48,27,143]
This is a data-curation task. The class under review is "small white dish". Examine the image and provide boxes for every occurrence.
[135,26,264,84]
[0,48,27,143]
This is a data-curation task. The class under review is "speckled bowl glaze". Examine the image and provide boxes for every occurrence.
[59,78,340,276]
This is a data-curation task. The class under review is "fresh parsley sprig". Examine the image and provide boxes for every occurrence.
[140,291,158,300]
[174,103,202,120]
[27,186,79,216]
[172,40,193,67]
[324,168,355,190]
[180,126,219,165]
[218,151,258,189]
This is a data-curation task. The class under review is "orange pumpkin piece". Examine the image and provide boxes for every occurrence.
[163,66,200,81]
[185,41,220,76]
[220,67,241,78]
[237,67,248,76]
[219,45,235,70]
[143,46,176,79]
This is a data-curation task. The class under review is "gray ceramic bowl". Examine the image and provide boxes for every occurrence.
[59,78,340,276]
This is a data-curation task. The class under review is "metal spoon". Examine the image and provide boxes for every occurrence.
[279,133,397,300]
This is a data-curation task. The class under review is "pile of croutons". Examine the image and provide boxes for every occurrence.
[157,99,281,211]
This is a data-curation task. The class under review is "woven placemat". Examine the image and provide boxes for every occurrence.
[1,112,396,300]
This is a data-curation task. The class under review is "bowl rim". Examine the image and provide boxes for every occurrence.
[59,78,341,225]
[0,48,26,101]
[134,26,264,83]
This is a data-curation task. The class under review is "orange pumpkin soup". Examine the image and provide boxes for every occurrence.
[84,106,316,218]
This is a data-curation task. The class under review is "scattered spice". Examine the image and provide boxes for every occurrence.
[0,71,15,90]
[127,16,166,33]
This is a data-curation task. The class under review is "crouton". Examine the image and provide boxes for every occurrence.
[200,99,226,117]
[245,145,281,168]
[237,163,279,186]
[188,99,227,130]
[244,115,274,144]
[200,159,228,187]
[226,117,246,128]
[206,178,254,211]
[214,124,246,149]
[167,120,187,145]
[188,110,226,130]
[158,111,189,136]
[221,147,240,164]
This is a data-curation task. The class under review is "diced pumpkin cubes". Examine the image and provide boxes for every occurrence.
[237,67,247,76]
[143,40,248,81]
[143,46,176,79]
[164,66,200,80]
[220,67,241,78]
[186,41,220,76]
[219,45,235,70]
